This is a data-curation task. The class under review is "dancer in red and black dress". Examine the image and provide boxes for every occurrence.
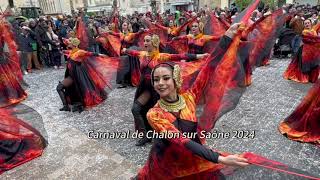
[283,19,320,83]
[279,80,320,145]
[167,21,221,54]
[122,34,208,146]
[56,38,118,112]
[135,23,250,179]
[0,15,27,108]
[0,15,47,174]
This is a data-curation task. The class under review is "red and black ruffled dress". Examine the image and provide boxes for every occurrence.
[0,107,47,174]
[64,49,119,108]
[125,50,199,132]
[279,80,320,145]
[283,29,320,83]
[135,35,246,179]
[0,17,27,108]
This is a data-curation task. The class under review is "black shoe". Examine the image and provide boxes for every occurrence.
[135,136,151,146]
[77,106,84,113]
[59,105,70,111]
[72,104,84,113]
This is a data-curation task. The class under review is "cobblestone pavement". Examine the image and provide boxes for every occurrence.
[2,58,319,180]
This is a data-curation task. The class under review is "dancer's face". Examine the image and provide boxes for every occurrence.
[153,67,177,100]
[169,20,174,27]
[304,19,312,29]
[122,22,128,31]
[144,35,154,52]
[108,23,114,30]
[191,22,200,35]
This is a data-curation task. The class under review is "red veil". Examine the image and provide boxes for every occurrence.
[0,105,47,174]
[76,16,89,50]
[63,50,119,107]
[175,1,318,178]
[0,16,27,107]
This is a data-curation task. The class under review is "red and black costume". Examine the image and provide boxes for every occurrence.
[109,31,146,87]
[0,107,47,174]
[283,27,320,83]
[57,48,118,112]
[125,49,199,145]
[96,31,146,86]
[166,33,220,55]
[279,80,320,145]
[0,16,27,108]
[136,35,234,179]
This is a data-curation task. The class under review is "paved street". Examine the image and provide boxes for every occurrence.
[2,58,319,180]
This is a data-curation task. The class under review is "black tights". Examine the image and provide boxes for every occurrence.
[56,77,73,106]
[131,91,151,132]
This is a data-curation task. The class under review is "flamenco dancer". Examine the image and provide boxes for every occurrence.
[97,21,149,87]
[134,23,250,179]
[0,15,47,174]
[168,21,220,54]
[56,37,118,113]
[283,19,320,83]
[109,21,147,88]
[0,15,27,108]
[279,80,320,145]
[147,17,196,40]
[122,34,208,146]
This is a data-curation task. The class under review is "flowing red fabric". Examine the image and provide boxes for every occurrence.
[283,54,315,83]
[219,17,231,29]
[76,17,89,50]
[0,108,46,174]
[142,19,168,44]
[243,152,320,179]
[279,80,320,144]
[204,13,228,37]
[301,34,320,71]
[232,0,261,24]
[283,35,320,83]
[64,50,120,107]
[112,16,120,33]
[0,16,26,107]
[85,56,119,92]
[174,1,261,132]
[197,33,246,132]
[97,33,121,57]
[0,16,22,81]
[164,38,189,54]
[134,29,168,49]
[248,9,286,67]
[131,67,141,87]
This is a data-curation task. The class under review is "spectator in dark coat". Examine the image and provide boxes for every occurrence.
[18,26,41,73]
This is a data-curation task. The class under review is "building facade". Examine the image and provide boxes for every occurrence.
[70,0,85,12]
[86,0,112,14]
[164,0,194,12]
[199,0,319,9]
[117,0,195,15]
[199,0,231,9]
[39,0,74,14]
[0,0,39,12]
